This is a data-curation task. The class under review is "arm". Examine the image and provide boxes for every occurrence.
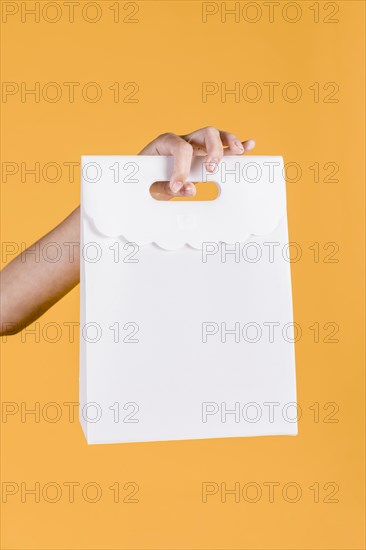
[1,207,80,335]
[0,128,255,335]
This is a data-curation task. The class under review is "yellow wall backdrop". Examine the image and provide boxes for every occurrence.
[1,1,365,549]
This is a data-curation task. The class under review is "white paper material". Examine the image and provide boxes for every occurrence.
[80,155,298,444]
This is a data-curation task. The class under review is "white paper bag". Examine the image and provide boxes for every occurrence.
[80,155,298,444]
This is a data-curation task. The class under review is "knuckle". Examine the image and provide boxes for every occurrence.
[204,125,220,136]
[177,140,193,153]
[158,132,174,141]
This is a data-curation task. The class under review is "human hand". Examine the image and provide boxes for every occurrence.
[139,126,255,200]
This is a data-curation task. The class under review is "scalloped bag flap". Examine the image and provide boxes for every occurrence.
[81,155,287,250]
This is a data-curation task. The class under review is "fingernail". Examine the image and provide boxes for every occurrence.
[171,181,182,193]
[182,184,195,196]
[234,140,244,152]
[245,140,255,151]
[206,159,218,172]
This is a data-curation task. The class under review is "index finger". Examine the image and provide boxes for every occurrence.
[152,133,194,193]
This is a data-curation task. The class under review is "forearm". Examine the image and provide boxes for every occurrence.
[0,207,80,335]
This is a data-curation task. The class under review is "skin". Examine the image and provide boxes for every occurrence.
[0,127,255,335]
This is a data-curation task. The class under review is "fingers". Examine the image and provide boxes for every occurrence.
[182,126,224,173]
[139,128,256,201]
[149,181,196,201]
[168,138,194,194]
[142,132,194,195]
[223,138,256,155]
[219,130,245,153]
[181,127,255,171]
[201,126,224,173]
